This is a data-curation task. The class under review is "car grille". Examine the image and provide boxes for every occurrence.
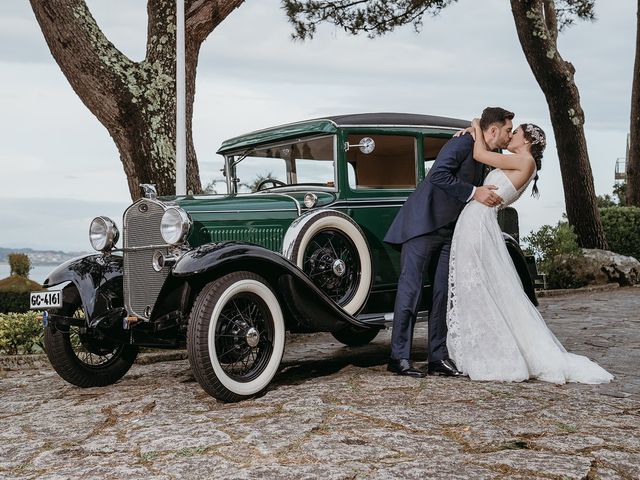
[123,199,169,320]
[203,226,284,252]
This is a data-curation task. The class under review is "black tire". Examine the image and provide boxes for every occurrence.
[285,210,372,315]
[187,272,286,403]
[331,326,380,347]
[43,298,138,388]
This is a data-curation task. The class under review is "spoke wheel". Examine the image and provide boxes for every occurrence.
[303,229,360,305]
[43,291,138,388]
[286,210,372,315]
[214,292,275,382]
[188,272,285,403]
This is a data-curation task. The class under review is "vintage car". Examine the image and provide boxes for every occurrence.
[31,113,536,402]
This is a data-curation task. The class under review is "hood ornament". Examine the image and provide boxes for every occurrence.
[140,184,157,200]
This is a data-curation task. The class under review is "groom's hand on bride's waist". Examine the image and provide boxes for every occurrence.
[473,185,503,207]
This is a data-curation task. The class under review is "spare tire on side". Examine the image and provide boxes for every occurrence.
[283,210,373,315]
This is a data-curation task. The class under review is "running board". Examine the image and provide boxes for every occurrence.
[355,310,429,327]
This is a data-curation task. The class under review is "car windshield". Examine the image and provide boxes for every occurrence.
[231,136,335,193]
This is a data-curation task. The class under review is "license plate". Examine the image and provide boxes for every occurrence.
[30,290,63,310]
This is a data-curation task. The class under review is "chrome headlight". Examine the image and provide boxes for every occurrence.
[160,207,191,245]
[89,216,119,251]
[303,192,318,208]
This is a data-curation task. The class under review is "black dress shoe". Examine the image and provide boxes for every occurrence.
[427,358,463,377]
[387,358,426,378]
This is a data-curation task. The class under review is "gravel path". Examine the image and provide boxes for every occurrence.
[1,288,638,479]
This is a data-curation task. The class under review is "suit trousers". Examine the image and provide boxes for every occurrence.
[390,226,453,362]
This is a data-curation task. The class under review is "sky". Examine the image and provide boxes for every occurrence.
[0,0,635,252]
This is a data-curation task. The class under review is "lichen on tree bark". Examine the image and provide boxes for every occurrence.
[30,0,245,200]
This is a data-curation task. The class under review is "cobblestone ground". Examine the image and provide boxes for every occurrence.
[1,288,639,479]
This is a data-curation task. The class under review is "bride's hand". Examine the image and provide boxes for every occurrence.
[453,126,475,138]
[471,118,481,129]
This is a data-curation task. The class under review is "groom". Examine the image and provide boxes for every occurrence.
[384,107,515,377]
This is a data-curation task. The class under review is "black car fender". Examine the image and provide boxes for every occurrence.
[502,233,539,306]
[42,253,125,325]
[164,241,370,333]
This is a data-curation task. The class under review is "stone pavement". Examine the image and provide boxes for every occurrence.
[0,288,638,479]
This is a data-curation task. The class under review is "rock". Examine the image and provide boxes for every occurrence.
[547,249,640,289]
[581,248,640,286]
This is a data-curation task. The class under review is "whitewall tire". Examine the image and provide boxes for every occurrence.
[283,210,372,315]
[187,272,285,402]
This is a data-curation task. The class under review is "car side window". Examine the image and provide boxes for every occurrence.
[346,134,416,189]
[423,135,450,175]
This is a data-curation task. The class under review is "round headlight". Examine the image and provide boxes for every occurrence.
[160,207,191,245]
[303,192,318,208]
[89,216,119,252]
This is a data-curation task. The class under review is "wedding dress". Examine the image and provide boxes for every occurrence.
[446,168,613,384]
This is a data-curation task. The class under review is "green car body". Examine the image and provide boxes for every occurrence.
[33,113,536,403]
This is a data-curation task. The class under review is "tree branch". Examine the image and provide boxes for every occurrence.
[283,0,455,40]
[30,0,135,126]
[543,0,558,44]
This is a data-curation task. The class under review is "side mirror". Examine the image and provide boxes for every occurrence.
[344,137,375,154]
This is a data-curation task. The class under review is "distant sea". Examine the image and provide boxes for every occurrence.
[0,264,56,285]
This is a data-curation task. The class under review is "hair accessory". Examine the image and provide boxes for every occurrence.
[525,124,546,147]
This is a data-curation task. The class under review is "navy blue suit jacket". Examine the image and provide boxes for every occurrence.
[384,134,484,246]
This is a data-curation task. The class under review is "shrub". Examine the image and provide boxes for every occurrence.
[0,311,44,355]
[8,253,31,277]
[0,276,42,314]
[523,222,581,266]
[544,257,591,290]
[600,206,640,260]
[523,222,584,289]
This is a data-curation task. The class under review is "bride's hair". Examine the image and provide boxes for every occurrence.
[521,123,546,198]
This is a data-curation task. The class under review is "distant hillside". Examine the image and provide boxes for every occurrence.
[0,247,89,266]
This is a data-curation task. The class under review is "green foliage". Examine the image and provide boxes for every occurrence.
[597,194,617,208]
[598,181,626,207]
[0,311,44,355]
[523,222,581,266]
[544,257,591,290]
[600,206,640,260]
[613,181,627,206]
[523,221,585,289]
[0,276,42,314]
[9,253,31,277]
[283,0,595,40]
[0,292,31,314]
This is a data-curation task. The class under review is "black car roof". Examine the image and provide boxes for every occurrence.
[322,112,469,129]
[217,112,469,154]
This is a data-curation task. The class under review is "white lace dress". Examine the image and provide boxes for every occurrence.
[446,169,613,384]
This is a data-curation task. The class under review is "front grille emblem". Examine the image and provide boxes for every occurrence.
[138,203,149,213]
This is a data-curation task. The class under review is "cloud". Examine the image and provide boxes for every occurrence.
[0,0,635,252]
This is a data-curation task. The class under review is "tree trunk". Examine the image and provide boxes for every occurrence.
[29,0,244,200]
[510,0,607,249]
[628,0,640,206]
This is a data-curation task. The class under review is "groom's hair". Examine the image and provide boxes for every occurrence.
[480,107,515,131]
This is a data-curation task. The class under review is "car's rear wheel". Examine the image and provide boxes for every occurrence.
[187,272,286,402]
[43,294,138,387]
[286,211,372,315]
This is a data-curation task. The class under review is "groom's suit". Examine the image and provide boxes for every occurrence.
[384,134,484,362]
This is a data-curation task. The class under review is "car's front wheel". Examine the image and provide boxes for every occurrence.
[43,295,138,388]
[187,272,286,402]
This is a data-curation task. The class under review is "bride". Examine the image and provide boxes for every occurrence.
[447,118,613,384]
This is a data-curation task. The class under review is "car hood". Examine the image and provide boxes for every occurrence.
[169,190,337,216]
